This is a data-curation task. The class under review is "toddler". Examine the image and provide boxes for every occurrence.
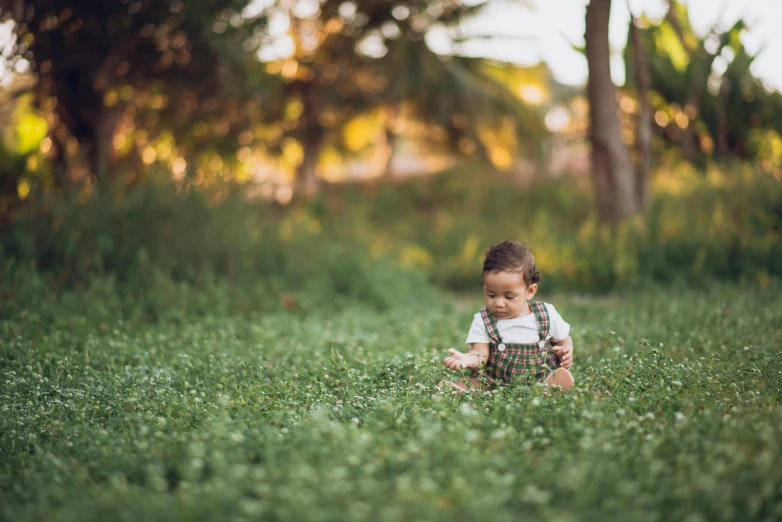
[441,240,574,392]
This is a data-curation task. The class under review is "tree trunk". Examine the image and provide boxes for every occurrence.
[629,16,652,210]
[0,155,20,230]
[716,77,730,157]
[295,130,322,198]
[89,104,123,184]
[33,81,71,190]
[293,80,322,198]
[682,48,725,163]
[48,131,71,190]
[585,0,637,224]
[664,0,703,162]
[382,105,400,179]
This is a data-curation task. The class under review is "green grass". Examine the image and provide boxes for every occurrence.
[2,283,782,522]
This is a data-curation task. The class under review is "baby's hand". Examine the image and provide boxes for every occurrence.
[552,344,573,369]
[443,349,473,371]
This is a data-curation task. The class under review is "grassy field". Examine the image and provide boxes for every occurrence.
[2,282,781,522]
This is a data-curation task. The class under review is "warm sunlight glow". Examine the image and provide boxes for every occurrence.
[545,107,570,133]
[619,96,637,114]
[142,147,157,165]
[237,146,252,163]
[701,135,715,155]
[104,91,119,107]
[171,157,187,179]
[17,179,30,199]
[519,85,544,105]
[113,134,127,151]
[275,185,293,205]
[675,112,690,129]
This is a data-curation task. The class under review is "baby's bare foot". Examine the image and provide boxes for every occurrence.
[545,368,574,392]
[437,378,482,393]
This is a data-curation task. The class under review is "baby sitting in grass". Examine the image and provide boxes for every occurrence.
[441,240,574,392]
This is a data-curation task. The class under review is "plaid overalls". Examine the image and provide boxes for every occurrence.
[475,301,560,387]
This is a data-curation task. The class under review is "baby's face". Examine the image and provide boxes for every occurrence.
[483,270,537,320]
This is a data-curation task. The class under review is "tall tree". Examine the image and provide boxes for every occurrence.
[663,1,731,163]
[0,0,266,184]
[626,8,651,210]
[623,2,781,164]
[256,0,546,197]
[585,0,637,223]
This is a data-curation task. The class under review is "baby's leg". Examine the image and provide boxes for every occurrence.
[438,378,484,393]
[545,368,574,391]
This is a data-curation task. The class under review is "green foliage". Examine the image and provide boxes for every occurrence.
[655,21,689,73]
[326,164,782,292]
[1,0,548,193]
[1,283,781,521]
[8,103,48,156]
[0,175,435,321]
[2,163,781,320]
[251,0,547,187]
[623,2,782,162]
[0,85,47,221]
[0,0,268,176]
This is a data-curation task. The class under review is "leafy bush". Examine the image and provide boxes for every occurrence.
[0,178,435,321]
[2,163,780,320]
[326,163,782,292]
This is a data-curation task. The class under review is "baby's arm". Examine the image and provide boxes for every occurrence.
[551,337,573,369]
[443,343,489,371]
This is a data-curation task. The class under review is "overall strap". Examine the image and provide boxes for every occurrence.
[530,301,551,341]
[480,307,503,344]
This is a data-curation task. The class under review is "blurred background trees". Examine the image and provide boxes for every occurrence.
[0,0,552,204]
[1,0,781,308]
[4,0,777,210]
[585,0,638,224]
[583,0,782,223]
[249,0,545,196]
[0,0,268,184]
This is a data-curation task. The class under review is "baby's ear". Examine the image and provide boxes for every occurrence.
[525,283,538,299]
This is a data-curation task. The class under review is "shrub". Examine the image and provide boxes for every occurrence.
[2,163,780,320]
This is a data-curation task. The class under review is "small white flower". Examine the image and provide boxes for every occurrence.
[490,429,506,440]
[459,403,476,416]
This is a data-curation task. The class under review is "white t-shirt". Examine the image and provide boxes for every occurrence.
[465,302,570,345]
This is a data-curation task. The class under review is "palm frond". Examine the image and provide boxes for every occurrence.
[380,37,547,157]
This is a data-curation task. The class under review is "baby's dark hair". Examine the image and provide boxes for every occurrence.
[482,240,541,285]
